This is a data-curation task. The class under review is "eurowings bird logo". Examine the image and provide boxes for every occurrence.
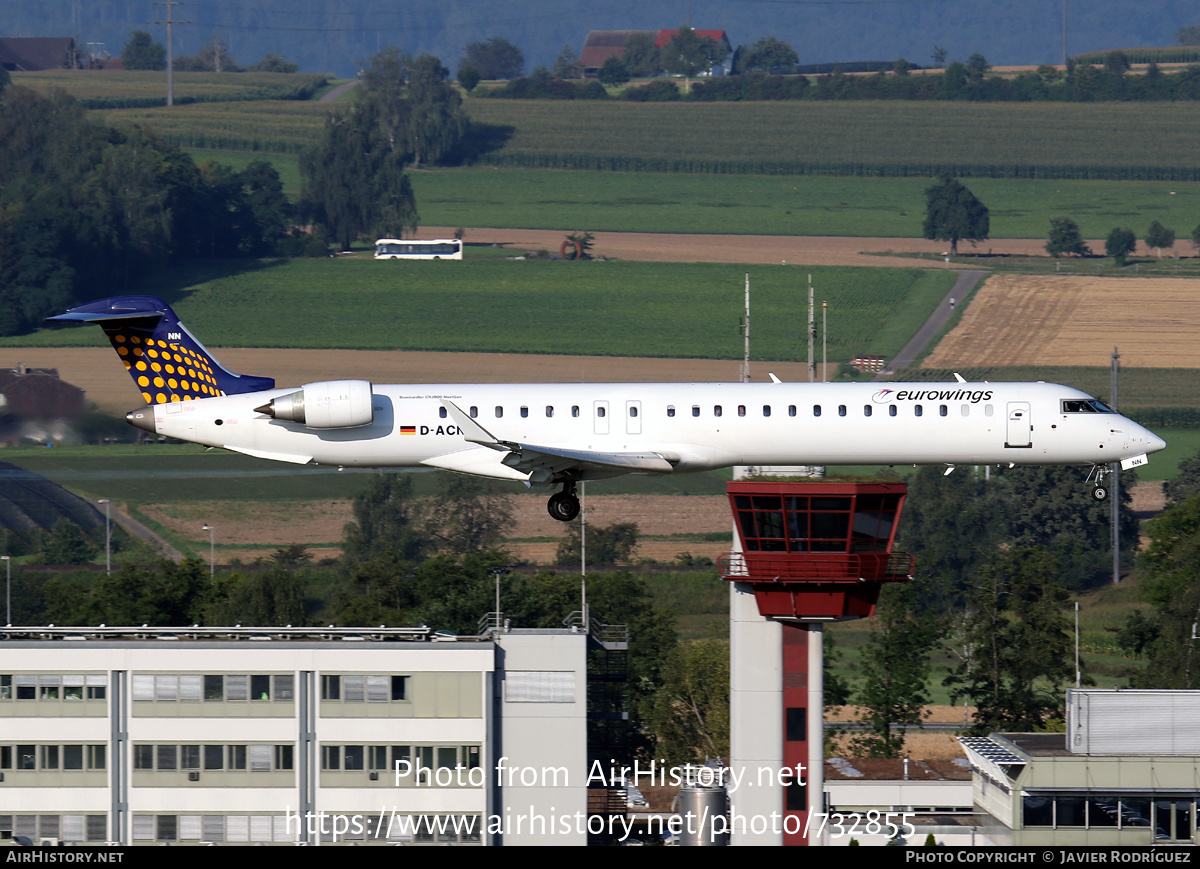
[871,389,896,404]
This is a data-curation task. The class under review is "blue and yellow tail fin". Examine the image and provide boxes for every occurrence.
[47,296,275,404]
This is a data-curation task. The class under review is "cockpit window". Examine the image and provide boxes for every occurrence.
[1061,399,1115,413]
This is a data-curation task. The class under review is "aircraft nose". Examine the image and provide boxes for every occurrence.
[1147,431,1167,454]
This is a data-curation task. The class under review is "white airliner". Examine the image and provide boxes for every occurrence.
[50,296,1166,521]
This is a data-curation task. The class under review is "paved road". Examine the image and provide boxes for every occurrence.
[320,80,358,101]
[873,270,987,381]
[108,505,184,564]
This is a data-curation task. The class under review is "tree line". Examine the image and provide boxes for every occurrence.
[0,79,302,337]
[121,31,299,74]
[0,46,474,336]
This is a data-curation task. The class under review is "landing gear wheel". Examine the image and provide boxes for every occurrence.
[547,492,581,522]
[1092,485,1109,502]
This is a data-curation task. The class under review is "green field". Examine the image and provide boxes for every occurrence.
[462,99,1200,178]
[3,259,953,361]
[409,169,1200,240]
[172,159,1200,241]
[14,70,331,107]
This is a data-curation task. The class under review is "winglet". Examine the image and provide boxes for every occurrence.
[441,400,508,450]
[47,296,275,404]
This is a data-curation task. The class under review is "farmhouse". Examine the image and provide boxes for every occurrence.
[579,29,732,78]
[0,37,81,72]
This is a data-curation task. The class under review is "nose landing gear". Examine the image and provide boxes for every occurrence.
[547,483,581,522]
[1088,464,1110,502]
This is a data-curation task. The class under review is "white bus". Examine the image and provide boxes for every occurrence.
[374,238,463,260]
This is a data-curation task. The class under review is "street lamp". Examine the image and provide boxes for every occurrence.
[1,556,9,625]
[202,524,214,577]
[97,500,111,576]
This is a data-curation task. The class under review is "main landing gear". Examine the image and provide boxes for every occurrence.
[547,483,580,522]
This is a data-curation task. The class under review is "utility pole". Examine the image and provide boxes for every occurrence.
[154,1,188,107]
[808,275,816,382]
[740,274,750,384]
[1111,347,1120,584]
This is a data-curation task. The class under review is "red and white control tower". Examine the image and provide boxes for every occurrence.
[720,480,914,846]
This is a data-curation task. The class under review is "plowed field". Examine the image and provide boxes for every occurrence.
[923,274,1200,368]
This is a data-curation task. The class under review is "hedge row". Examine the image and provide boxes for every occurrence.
[473,152,1200,181]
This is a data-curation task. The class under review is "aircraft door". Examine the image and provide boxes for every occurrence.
[625,400,642,435]
[1005,402,1032,448]
[594,400,610,435]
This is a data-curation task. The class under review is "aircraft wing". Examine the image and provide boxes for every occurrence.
[439,400,677,481]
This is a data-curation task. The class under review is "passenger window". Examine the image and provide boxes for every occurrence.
[667,405,676,418]
[939,405,948,417]
[520,406,528,418]
[961,405,970,417]
[864,405,872,417]
[985,404,994,417]
[630,406,638,417]
[788,405,797,417]
[572,406,580,418]
[692,406,700,417]
[495,406,503,418]
[838,405,847,417]
[597,406,606,417]
[889,405,897,417]
[813,405,822,417]
[470,406,478,419]
[915,405,923,417]
[763,405,771,417]
[738,405,746,417]
[714,406,722,417]
[546,406,553,418]
[438,407,447,418]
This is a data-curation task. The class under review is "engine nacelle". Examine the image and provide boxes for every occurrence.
[255,380,374,429]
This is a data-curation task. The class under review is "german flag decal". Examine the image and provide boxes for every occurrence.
[400,426,417,435]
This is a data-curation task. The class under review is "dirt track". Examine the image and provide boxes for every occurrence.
[427,226,1047,268]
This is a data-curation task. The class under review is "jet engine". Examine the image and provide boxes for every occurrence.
[255,380,374,429]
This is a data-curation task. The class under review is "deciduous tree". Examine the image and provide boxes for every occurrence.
[922,175,989,255]
[738,36,798,74]
[1105,226,1137,265]
[1045,216,1090,257]
[661,27,729,89]
[851,581,943,757]
[1131,494,1200,688]
[552,45,582,79]
[644,638,729,764]
[944,548,1075,733]
[597,56,630,86]
[621,33,661,78]
[121,31,166,71]
[1146,220,1176,257]
[462,37,523,80]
